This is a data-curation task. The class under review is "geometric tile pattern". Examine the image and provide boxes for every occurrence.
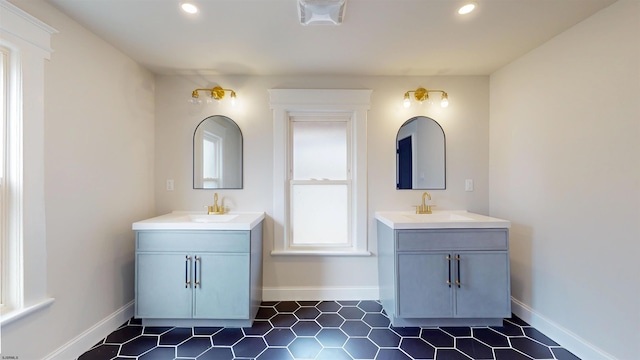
[78,300,580,360]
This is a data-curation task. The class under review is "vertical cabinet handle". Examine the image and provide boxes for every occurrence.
[185,256,192,288]
[446,255,452,287]
[194,256,201,288]
[455,254,461,288]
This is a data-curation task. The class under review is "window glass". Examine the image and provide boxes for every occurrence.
[0,49,5,306]
[292,120,347,180]
[0,50,5,181]
[291,184,349,245]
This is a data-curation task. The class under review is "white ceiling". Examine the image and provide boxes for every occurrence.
[46,0,616,76]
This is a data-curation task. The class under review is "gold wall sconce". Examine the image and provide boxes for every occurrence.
[403,87,449,108]
[189,86,237,105]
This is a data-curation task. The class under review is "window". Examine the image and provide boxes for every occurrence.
[0,39,21,317]
[270,89,371,255]
[1,47,6,309]
[0,2,56,325]
[0,44,20,315]
[291,115,350,247]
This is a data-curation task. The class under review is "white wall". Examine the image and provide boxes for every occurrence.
[489,1,640,359]
[2,0,635,358]
[155,75,490,298]
[2,1,155,359]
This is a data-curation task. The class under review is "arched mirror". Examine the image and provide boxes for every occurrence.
[396,116,445,189]
[193,115,243,189]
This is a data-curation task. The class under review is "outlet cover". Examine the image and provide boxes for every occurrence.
[465,179,474,192]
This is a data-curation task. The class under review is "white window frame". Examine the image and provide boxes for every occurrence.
[0,43,20,316]
[1,46,7,311]
[270,89,371,256]
[0,0,56,325]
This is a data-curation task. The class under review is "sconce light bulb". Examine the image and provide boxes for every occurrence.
[231,92,237,106]
[403,93,411,108]
[458,2,476,15]
[181,2,199,14]
[441,93,449,108]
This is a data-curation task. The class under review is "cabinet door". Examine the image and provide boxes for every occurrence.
[454,252,511,318]
[397,253,453,318]
[136,253,192,318]
[193,253,250,319]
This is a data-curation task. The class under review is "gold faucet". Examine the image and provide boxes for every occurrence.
[415,191,433,214]
[207,193,225,215]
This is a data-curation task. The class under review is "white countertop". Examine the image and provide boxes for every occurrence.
[132,211,265,231]
[375,210,510,230]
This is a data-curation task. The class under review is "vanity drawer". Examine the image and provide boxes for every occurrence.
[396,229,508,252]
[137,230,250,253]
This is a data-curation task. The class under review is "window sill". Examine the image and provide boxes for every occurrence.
[271,250,372,257]
[0,297,55,326]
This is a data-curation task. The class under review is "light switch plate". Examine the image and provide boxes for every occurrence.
[465,179,474,192]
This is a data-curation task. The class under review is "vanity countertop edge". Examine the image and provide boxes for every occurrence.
[375,210,511,230]
[132,211,265,231]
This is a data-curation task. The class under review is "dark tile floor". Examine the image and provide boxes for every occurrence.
[78,300,580,360]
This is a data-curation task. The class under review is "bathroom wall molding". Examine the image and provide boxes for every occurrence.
[42,301,134,360]
[262,286,379,302]
[511,297,615,360]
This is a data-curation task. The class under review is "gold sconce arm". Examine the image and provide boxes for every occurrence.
[190,86,237,104]
[403,87,449,108]
[414,87,428,102]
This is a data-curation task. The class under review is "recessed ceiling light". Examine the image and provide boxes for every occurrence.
[458,2,477,15]
[181,2,199,14]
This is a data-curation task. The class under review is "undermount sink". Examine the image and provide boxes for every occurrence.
[375,210,510,229]
[188,214,239,223]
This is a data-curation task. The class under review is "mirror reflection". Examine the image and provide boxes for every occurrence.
[396,116,446,190]
[193,115,243,189]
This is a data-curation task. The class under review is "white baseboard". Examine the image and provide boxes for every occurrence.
[511,297,616,360]
[262,286,379,302]
[42,301,134,360]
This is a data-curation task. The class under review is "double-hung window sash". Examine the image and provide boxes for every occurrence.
[289,116,351,249]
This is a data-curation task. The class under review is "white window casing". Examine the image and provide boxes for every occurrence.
[270,89,372,256]
[0,0,57,325]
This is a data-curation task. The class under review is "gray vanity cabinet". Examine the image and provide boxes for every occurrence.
[136,253,194,319]
[451,252,510,318]
[192,253,249,319]
[378,222,510,327]
[134,225,262,327]
[397,253,453,318]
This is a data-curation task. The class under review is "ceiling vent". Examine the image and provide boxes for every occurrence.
[298,0,346,25]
